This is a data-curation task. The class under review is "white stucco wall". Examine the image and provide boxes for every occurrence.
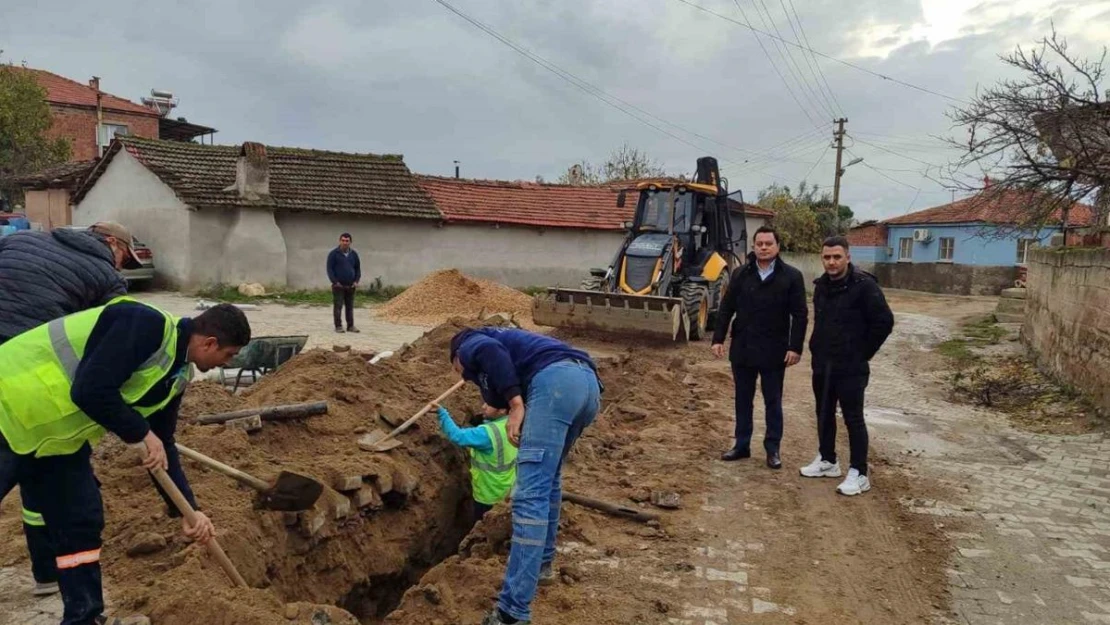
[277,212,625,289]
[75,150,193,286]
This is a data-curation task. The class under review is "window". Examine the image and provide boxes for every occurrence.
[898,237,913,260]
[98,124,129,154]
[939,237,955,261]
[1017,238,1037,264]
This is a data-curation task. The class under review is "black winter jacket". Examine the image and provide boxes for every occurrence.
[809,263,894,375]
[712,253,808,369]
[0,228,126,340]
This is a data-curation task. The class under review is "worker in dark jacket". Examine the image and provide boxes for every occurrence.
[0,221,139,598]
[326,232,361,334]
[800,236,894,497]
[450,327,602,625]
[0,222,138,342]
[712,226,808,469]
[0,299,250,625]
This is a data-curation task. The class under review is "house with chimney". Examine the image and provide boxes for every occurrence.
[70,136,772,288]
[5,67,216,228]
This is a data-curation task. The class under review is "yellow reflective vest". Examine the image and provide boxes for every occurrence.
[469,417,518,505]
[0,296,189,458]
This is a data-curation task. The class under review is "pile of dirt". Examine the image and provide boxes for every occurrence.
[0,318,518,625]
[376,269,535,328]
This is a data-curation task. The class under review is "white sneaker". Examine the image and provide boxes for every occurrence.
[836,469,871,496]
[799,454,842,478]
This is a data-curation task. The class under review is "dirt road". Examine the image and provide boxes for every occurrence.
[5,288,1104,624]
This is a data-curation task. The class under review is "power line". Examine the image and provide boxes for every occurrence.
[672,0,969,104]
[433,0,762,168]
[784,0,843,116]
[729,0,821,127]
[845,147,921,190]
[848,136,947,168]
[750,0,834,119]
[802,142,831,181]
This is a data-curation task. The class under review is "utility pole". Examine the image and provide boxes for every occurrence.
[831,118,848,233]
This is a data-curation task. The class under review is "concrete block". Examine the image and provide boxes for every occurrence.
[350,485,383,509]
[995,312,1024,323]
[299,509,325,536]
[995,297,1026,314]
[1000,287,1027,299]
[327,491,352,520]
[332,475,363,492]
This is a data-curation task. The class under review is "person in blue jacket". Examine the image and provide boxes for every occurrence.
[435,402,517,524]
[449,327,603,625]
[325,233,361,333]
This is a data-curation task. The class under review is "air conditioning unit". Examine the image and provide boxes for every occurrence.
[913,228,933,242]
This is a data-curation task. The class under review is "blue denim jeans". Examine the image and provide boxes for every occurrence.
[498,359,600,622]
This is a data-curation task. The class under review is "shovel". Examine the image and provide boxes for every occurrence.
[359,379,466,452]
[176,444,324,512]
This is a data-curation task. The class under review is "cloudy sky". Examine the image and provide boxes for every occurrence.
[3,0,1109,220]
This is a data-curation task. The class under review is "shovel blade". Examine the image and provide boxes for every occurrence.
[256,472,324,511]
[357,431,404,452]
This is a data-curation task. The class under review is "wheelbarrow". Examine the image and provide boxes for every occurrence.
[219,335,309,391]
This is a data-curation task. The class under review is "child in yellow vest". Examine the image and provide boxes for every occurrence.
[436,403,518,523]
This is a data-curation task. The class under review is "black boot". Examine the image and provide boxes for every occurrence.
[721,447,751,461]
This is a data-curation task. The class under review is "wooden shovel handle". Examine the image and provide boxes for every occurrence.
[375,379,466,446]
[176,443,271,493]
[134,444,248,588]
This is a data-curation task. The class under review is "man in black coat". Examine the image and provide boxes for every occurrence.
[0,220,140,598]
[326,232,362,333]
[712,226,808,469]
[800,236,894,496]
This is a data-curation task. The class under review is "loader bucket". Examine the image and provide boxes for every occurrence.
[532,288,688,341]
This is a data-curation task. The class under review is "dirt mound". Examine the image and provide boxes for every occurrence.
[376,269,535,328]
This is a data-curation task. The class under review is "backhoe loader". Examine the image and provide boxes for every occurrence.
[532,157,746,341]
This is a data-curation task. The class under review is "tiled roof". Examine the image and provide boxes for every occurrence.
[6,160,97,190]
[884,189,1094,227]
[732,200,774,218]
[12,67,158,117]
[418,176,773,230]
[417,176,632,230]
[74,137,440,219]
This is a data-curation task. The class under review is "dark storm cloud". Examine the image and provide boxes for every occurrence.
[1,0,1106,219]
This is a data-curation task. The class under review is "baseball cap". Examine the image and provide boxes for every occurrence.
[90,221,143,270]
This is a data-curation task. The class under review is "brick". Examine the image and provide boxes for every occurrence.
[350,485,383,509]
[333,475,364,492]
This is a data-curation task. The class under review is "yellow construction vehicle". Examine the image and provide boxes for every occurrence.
[533,157,745,341]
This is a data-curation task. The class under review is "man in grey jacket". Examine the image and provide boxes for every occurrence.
[0,220,141,597]
[0,221,140,342]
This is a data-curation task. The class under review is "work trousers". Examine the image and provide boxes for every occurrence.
[332,285,356,329]
[473,501,493,525]
[0,338,59,587]
[731,363,786,454]
[498,360,600,623]
[1,436,106,625]
[812,368,870,475]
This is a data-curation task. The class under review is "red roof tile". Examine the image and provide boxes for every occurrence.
[74,137,440,219]
[884,188,1094,227]
[418,176,772,230]
[12,67,158,117]
[417,176,632,230]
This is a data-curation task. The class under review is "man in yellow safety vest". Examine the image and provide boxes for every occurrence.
[0,297,251,625]
[435,403,518,523]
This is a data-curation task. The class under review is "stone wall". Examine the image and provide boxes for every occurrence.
[869,262,1017,296]
[1024,248,1110,414]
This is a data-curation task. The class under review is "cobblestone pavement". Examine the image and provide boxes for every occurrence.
[867,305,1110,625]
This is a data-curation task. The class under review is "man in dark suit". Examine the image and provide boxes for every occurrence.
[712,226,808,469]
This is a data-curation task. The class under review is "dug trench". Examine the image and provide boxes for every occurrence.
[0,310,953,624]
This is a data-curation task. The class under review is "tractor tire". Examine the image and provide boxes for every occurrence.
[706,273,727,331]
[680,282,710,341]
[581,275,604,291]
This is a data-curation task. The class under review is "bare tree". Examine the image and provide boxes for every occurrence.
[558,143,668,185]
[945,29,1110,240]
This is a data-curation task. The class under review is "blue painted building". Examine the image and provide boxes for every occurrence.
[848,190,1087,268]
